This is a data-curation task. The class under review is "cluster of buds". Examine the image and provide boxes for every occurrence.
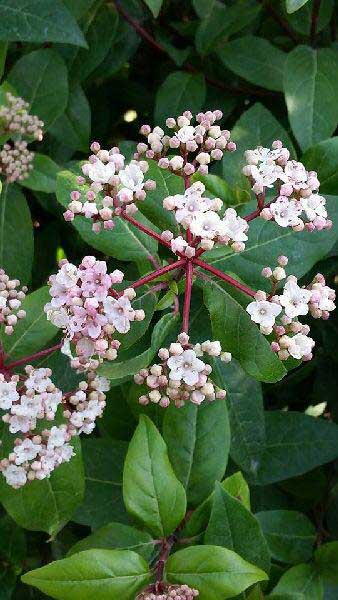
[135,110,236,176]
[44,257,145,372]
[0,366,110,489]
[162,181,248,253]
[134,333,231,407]
[243,142,331,232]
[246,256,336,362]
[0,92,44,141]
[137,585,199,599]
[0,140,35,182]
[64,143,156,232]
[0,270,27,334]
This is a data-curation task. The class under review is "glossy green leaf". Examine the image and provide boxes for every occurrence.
[0,184,33,285]
[204,280,286,382]
[269,563,323,599]
[205,483,270,573]
[286,0,310,12]
[256,510,316,564]
[165,545,268,599]
[68,522,154,561]
[163,398,230,506]
[8,49,69,129]
[286,0,333,35]
[20,153,59,193]
[302,138,338,194]
[144,0,163,18]
[123,415,187,537]
[22,549,151,600]
[218,36,286,92]
[284,46,338,151]
[155,71,206,126]
[315,542,338,584]
[0,0,87,46]
[49,85,90,153]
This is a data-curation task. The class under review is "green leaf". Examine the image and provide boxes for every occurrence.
[0,41,7,78]
[286,0,333,35]
[73,438,128,530]
[139,160,183,232]
[205,483,270,573]
[68,522,154,561]
[165,545,268,599]
[0,436,84,537]
[218,36,286,92]
[0,515,26,566]
[8,49,69,129]
[56,169,158,262]
[315,542,338,584]
[98,384,136,440]
[163,398,230,506]
[204,280,286,382]
[269,563,323,599]
[2,286,57,360]
[0,184,33,285]
[284,46,338,151]
[21,549,151,600]
[211,359,266,477]
[251,411,338,485]
[144,0,163,18]
[256,510,316,564]
[20,153,59,193]
[302,138,338,194]
[123,415,187,537]
[286,0,310,12]
[0,0,87,46]
[99,313,179,380]
[49,85,90,153]
[155,71,206,126]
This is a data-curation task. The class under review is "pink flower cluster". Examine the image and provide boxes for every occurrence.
[64,143,156,232]
[137,585,199,599]
[135,110,236,176]
[134,333,231,407]
[246,256,336,362]
[0,269,27,334]
[44,257,145,372]
[243,141,331,232]
[0,92,44,141]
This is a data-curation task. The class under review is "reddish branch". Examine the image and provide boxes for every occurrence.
[194,258,257,298]
[182,261,194,333]
[4,343,62,371]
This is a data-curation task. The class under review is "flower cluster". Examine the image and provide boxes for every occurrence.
[44,256,145,372]
[163,181,248,252]
[137,585,199,599]
[243,141,331,232]
[134,333,231,407]
[246,256,336,361]
[64,143,156,232]
[0,366,110,488]
[0,269,27,335]
[0,140,35,182]
[135,110,236,176]
[0,92,44,141]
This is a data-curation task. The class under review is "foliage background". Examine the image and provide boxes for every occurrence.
[1,0,338,598]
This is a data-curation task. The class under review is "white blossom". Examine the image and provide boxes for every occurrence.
[0,379,19,410]
[270,197,302,228]
[246,299,282,329]
[167,349,205,386]
[119,163,144,192]
[221,208,248,242]
[279,279,312,318]
[85,159,116,184]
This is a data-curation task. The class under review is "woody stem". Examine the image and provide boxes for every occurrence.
[122,260,186,293]
[121,211,180,253]
[193,258,257,298]
[4,343,62,370]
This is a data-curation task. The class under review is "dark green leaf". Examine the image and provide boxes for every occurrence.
[139,160,183,232]
[269,563,323,599]
[0,184,33,284]
[256,510,316,564]
[155,71,206,126]
[0,41,7,78]
[20,153,59,193]
[123,415,187,537]
[0,515,26,566]
[49,85,90,153]
[302,138,338,194]
[315,542,338,584]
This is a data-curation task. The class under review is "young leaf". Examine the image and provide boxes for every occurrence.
[284,46,338,151]
[8,49,69,129]
[204,280,286,383]
[256,510,316,564]
[155,71,206,126]
[165,545,268,599]
[269,563,323,599]
[123,415,187,538]
[0,0,87,47]
[218,36,286,92]
[315,541,338,584]
[163,398,230,506]
[205,483,271,573]
[0,184,33,285]
[144,0,163,18]
[22,549,151,600]
[68,522,154,561]
[20,154,59,194]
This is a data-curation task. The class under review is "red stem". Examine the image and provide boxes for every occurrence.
[121,211,172,250]
[182,261,194,333]
[5,343,62,370]
[115,260,185,294]
[193,258,257,298]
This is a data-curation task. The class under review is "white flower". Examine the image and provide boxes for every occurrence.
[222,208,248,242]
[282,160,308,190]
[279,280,312,318]
[0,380,19,410]
[85,159,116,184]
[246,300,282,328]
[248,161,284,191]
[14,439,41,465]
[171,236,188,254]
[190,210,222,239]
[47,426,68,449]
[301,194,327,222]
[119,163,144,192]
[103,295,134,334]
[3,464,27,488]
[25,368,52,393]
[8,414,33,434]
[270,196,302,228]
[175,188,213,226]
[167,349,205,386]
[286,333,315,359]
[93,376,110,392]
[55,262,78,289]
[45,306,69,328]
[176,125,195,143]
